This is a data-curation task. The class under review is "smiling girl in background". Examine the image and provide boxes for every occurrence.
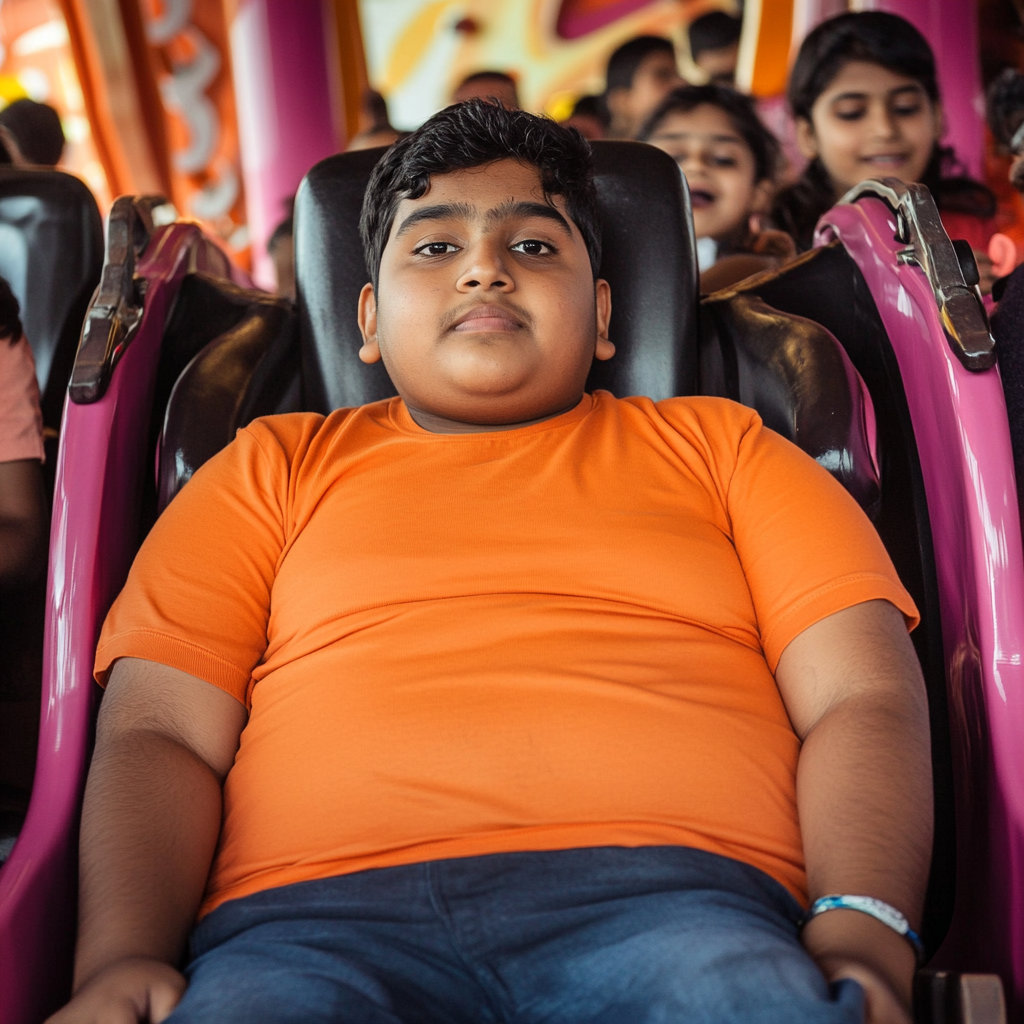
[773,11,998,270]
[640,84,794,292]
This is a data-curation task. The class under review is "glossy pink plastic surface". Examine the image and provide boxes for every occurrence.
[818,199,1024,1014]
[0,224,233,1024]
[228,0,342,290]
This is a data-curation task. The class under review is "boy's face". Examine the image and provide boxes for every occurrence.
[358,158,612,433]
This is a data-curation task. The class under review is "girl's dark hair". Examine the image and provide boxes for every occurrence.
[638,83,781,183]
[774,11,996,250]
[0,276,23,345]
[360,99,601,291]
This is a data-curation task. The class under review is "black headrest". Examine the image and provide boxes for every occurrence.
[295,141,698,413]
[0,167,102,429]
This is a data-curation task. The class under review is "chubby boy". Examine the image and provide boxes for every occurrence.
[51,102,930,1024]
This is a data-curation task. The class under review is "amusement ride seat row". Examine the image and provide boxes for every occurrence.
[0,143,1019,1024]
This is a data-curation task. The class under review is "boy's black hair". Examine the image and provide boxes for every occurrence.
[638,83,781,183]
[688,11,742,59]
[0,276,23,345]
[773,11,996,250]
[359,99,602,292]
[605,36,675,93]
[0,99,64,165]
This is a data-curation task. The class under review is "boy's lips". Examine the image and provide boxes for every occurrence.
[689,189,716,209]
[451,304,524,332]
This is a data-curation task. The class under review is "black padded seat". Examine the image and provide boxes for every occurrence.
[295,142,699,412]
[155,274,298,515]
[0,167,103,446]
[700,292,880,514]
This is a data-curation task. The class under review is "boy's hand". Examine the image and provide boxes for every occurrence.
[822,960,911,1024]
[803,909,915,1024]
[46,958,185,1024]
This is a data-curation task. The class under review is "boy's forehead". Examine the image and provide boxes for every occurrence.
[394,159,563,220]
[386,159,578,246]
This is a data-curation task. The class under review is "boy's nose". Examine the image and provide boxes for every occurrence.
[456,244,513,291]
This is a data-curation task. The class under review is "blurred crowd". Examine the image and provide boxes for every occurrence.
[266,9,1024,302]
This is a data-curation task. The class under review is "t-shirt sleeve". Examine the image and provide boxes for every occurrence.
[94,420,300,706]
[721,406,919,671]
[0,335,45,463]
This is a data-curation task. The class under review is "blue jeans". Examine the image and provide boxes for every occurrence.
[169,846,864,1023]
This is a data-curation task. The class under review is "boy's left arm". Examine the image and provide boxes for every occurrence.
[774,597,932,1024]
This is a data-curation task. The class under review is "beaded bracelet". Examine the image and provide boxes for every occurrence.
[802,894,925,965]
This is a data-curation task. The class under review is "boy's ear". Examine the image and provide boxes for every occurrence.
[594,278,615,362]
[357,282,381,364]
[794,117,818,161]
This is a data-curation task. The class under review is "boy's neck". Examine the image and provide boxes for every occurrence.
[405,398,584,434]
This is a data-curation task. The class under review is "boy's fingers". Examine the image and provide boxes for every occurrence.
[44,960,186,1024]
[149,976,187,1023]
[829,963,911,1024]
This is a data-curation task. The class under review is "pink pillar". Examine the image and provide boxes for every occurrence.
[228,0,343,288]
[857,0,984,181]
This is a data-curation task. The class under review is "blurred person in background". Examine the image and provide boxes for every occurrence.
[688,11,743,87]
[986,68,1024,294]
[562,94,609,140]
[452,71,520,110]
[0,276,46,593]
[268,215,295,301]
[0,99,65,167]
[772,11,998,278]
[347,90,401,152]
[604,36,683,140]
[641,84,794,291]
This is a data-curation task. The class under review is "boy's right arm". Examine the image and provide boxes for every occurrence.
[47,657,248,1024]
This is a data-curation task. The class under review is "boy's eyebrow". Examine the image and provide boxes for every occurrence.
[485,199,574,238]
[394,199,574,239]
[395,202,476,238]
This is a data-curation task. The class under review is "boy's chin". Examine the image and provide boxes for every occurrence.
[406,388,581,427]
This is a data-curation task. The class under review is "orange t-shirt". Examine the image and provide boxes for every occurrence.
[95,392,918,917]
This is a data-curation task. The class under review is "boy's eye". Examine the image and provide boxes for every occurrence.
[415,242,460,256]
[710,154,738,168]
[893,103,923,117]
[834,106,866,122]
[510,239,555,255]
